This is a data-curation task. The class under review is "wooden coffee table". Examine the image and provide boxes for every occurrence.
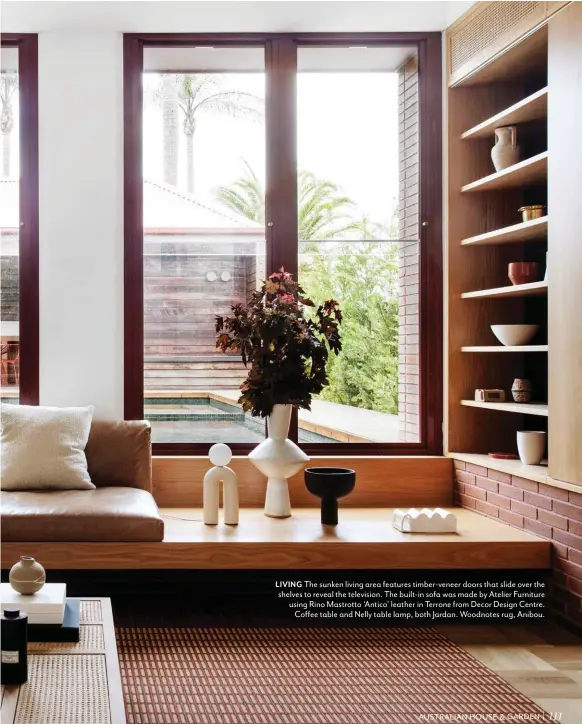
[1,598,125,724]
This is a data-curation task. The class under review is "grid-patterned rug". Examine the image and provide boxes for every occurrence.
[117,627,544,724]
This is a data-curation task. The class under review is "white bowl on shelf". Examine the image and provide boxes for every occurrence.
[491,324,539,346]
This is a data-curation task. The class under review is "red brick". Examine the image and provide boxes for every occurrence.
[475,500,499,518]
[560,559,582,582]
[498,509,524,528]
[567,577,582,596]
[453,460,466,471]
[524,518,552,539]
[487,468,511,484]
[457,493,477,510]
[487,492,511,510]
[511,499,538,520]
[464,486,488,502]
[510,475,539,493]
[475,475,498,492]
[552,569,568,588]
[553,529,582,552]
[569,548,582,566]
[456,470,476,485]
[570,520,582,537]
[466,463,488,476]
[553,500,582,522]
[538,482,569,501]
[552,541,569,559]
[523,491,553,510]
[538,509,569,531]
[498,482,523,501]
[569,490,582,507]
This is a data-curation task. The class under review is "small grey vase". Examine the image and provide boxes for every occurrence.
[9,556,46,595]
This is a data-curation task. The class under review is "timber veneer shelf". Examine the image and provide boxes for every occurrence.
[0,508,551,571]
[461,400,548,416]
[461,217,548,247]
[461,281,548,299]
[461,345,548,353]
[461,88,548,140]
[461,152,548,193]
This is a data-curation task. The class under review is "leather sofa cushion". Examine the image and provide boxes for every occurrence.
[85,420,152,492]
[1,488,164,542]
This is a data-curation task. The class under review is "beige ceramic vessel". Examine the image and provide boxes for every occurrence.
[9,556,46,595]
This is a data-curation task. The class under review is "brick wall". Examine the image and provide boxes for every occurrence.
[454,460,582,631]
[397,56,420,443]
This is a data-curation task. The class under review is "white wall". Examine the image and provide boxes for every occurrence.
[38,32,123,418]
[8,1,473,418]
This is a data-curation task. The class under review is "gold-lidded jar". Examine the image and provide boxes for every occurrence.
[519,205,546,222]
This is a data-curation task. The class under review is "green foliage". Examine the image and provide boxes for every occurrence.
[299,242,399,415]
[216,163,401,417]
[216,166,368,240]
[215,269,342,418]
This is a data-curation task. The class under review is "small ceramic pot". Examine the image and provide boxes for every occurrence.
[512,378,532,403]
[517,431,546,465]
[519,205,546,222]
[9,556,46,595]
[508,262,540,286]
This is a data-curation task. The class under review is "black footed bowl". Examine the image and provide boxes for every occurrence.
[304,467,356,526]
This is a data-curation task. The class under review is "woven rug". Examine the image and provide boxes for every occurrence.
[117,627,545,724]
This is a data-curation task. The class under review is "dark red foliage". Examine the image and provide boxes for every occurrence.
[215,268,342,417]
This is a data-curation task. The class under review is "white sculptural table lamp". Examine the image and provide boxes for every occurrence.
[203,443,239,526]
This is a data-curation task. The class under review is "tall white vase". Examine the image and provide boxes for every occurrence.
[248,404,309,518]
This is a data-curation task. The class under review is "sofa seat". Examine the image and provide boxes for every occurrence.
[1,488,164,542]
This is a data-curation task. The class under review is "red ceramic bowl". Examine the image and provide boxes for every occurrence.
[508,262,540,286]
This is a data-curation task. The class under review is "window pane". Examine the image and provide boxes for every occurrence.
[142,48,266,444]
[1,49,20,405]
[297,46,420,443]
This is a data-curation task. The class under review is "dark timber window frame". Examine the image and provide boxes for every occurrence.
[1,34,39,405]
[123,33,442,456]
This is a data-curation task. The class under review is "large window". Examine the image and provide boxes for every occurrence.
[0,35,39,406]
[124,34,442,454]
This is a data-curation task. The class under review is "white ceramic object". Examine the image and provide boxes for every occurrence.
[248,404,310,518]
[517,431,546,465]
[203,444,239,525]
[393,508,457,534]
[9,556,46,595]
[491,324,539,346]
[491,125,520,172]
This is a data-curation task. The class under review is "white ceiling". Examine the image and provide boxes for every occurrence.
[1,1,476,34]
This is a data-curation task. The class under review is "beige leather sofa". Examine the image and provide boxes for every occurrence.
[1,420,164,542]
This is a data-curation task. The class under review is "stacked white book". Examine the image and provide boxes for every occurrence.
[0,583,67,624]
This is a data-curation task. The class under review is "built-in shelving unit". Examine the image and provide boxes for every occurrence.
[461,400,548,416]
[461,152,548,193]
[445,19,550,467]
[461,88,548,140]
[461,345,548,353]
[461,217,548,247]
[461,281,547,300]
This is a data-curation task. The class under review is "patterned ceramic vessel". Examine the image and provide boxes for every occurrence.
[511,378,532,403]
[9,556,46,595]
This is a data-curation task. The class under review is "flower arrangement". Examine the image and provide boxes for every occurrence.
[215,268,342,418]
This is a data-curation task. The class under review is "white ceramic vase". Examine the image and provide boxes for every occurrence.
[517,431,547,465]
[249,404,309,518]
[491,126,520,172]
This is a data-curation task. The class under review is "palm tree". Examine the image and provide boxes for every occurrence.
[1,72,18,178]
[216,164,371,241]
[154,74,262,193]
